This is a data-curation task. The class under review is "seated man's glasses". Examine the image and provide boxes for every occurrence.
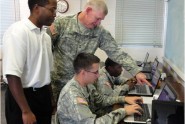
[85,70,99,75]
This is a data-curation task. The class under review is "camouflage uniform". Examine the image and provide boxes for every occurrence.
[57,77,127,124]
[96,67,129,97]
[47,13,140,102]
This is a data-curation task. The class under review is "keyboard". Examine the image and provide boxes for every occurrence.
[134,104,150,121]
[135,85,147,93]
[145,73,152,79]
[142,66,152,72]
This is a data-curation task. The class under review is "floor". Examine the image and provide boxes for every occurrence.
[1,83,7,124]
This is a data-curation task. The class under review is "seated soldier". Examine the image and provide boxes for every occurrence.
[96,58,137,97]
[57,52,143,124]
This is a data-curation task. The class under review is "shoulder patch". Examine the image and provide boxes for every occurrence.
[76,97,88,106]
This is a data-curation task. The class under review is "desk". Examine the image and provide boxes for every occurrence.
[164,77,184,102]
[115,88,167,124]
[162,63,184,102]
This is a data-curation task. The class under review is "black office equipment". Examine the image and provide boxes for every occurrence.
[136,52,149,66]
[124,83,178,123]
[127,70,161,96]
[152,100,184,124]
[143,58,159,80]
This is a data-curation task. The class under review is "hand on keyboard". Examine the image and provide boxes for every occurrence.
[124,104,143,115]
[134,103,150,121]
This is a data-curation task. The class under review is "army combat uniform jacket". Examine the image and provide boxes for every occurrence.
[57,77,127,124]
[96,67,129,96]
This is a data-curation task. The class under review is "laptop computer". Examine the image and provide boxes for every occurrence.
[127,70,161,96]
[136,52,149,67]
[124,83,177,123]
[152,100,184,124]
[143,58,159,80]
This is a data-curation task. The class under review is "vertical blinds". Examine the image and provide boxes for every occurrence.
[0,0,20,45]
[115,0,165,47]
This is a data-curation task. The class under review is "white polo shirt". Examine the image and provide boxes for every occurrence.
[3,19,53,88]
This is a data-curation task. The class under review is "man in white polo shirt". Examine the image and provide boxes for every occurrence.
[2,0,57,124]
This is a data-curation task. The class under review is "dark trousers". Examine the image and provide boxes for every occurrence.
[5,85,52,124]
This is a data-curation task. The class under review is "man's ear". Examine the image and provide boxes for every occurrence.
[81,69,86,76]
[85,7,93,14]
[32,4,41,14]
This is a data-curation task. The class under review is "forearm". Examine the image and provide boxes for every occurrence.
[113,85,129,96]
[7,75,31,113]
[99,31,140,75]
[95,108,126,123]
[101,95,125,107]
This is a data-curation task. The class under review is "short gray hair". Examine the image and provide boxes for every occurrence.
[85,0,108,15]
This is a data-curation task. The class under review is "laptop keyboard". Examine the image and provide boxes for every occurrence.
[145,73,151,79]
[143,66,152,72]
[135,85,147,93]
[149,87,153,94]
[134,104,150,121]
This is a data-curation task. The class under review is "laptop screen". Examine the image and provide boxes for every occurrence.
[151,58,159,74]
[143,52,149,64]
[151,70,160,88]
[158,84,177,101]
[152,100,184,124]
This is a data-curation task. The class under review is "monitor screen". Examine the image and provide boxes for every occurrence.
[158,84,177,101]
[151,58,159,74]
[152,100,184,124]
[151,70,160,87]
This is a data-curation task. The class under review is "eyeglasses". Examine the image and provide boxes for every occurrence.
[85,70,99,75]
[38,4,56,14]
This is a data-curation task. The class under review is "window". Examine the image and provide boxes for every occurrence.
[115,0,166,47]
[0,0,20,45]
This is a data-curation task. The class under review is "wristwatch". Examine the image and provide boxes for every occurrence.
[57,0,69,13]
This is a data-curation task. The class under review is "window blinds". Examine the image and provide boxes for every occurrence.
[115,0,165,47]
[0,0,20,45]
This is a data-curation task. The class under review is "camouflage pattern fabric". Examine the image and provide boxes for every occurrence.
[57,77,127,124]
[47,13,140,102]
[96,67,129,96]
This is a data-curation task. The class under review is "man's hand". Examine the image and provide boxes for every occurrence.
[22,111,37,124]
[135,73,152,87]
[124,104,143,115]
[124,96,143,105]
[124,77,137,89]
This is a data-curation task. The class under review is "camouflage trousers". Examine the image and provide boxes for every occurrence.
[51,80,66,104]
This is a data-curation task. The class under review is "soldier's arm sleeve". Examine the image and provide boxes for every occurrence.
[89,85,125,107]
[46,17,64,50]
[73,95,127,124]
[94,108,127,123]
[96,74,115,96]
[97,75,129,96]
[98,27,141,76]
[58,90,127,124]
[116,72,129,84]
[114,84,129,95]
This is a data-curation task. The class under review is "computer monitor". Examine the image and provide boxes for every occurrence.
[157,84,177,101]
[152,100,184,124]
